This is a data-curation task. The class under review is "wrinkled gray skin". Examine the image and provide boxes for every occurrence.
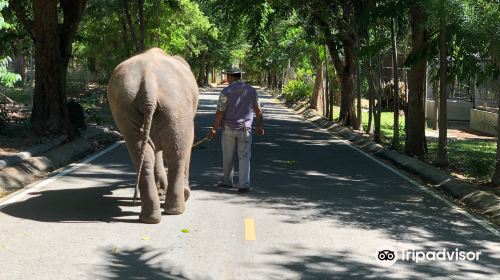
[107,48,198,223]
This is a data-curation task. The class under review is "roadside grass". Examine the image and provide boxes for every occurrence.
[361,111,405,146]
[329,103,496,183]
[427,139,496,183]
[329,106,406,147]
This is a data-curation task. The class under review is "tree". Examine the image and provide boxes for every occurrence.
[10,0,87,136]
[310,48,325,111]
[436,0,449,166]
[358,2,388,141]
[355,39,362,130]
[390,15,400,149]
[493,88,500,185]
[315,11,358,127]
[404,1,428,158]
[489,3,500,185]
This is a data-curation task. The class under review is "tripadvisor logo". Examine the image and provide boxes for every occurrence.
[375,245,398,267]
[375,245,482,267]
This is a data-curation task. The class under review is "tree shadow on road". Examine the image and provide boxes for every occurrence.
[93,246,195,280]
[247,246,488,280]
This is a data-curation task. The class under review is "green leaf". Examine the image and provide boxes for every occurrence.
[181,228,190,233]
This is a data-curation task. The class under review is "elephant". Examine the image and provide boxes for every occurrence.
[107,48,199,224]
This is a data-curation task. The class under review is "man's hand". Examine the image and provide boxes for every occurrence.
[209,128,217,139]
[256,126,264,136]
[210,111,224,139]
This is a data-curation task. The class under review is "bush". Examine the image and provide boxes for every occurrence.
[283,79,313,103]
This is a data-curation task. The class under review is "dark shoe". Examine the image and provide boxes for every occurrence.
[217,183,233,188]
[238,187,250,193]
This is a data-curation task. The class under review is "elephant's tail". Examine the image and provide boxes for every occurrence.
[133,78,158,204]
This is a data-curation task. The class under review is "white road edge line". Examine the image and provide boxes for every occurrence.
[270,99,500,237]
[0,141,124,210]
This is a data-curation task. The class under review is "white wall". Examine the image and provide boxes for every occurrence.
[470,109,498,136]
[425,100,472,121]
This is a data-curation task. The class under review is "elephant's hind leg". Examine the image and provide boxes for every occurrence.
[163,129,193,215]
[163,118,194,215]
[163,159,188,215]
[125,139,162,224]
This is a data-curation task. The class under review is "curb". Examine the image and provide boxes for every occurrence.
[0,127,121,194]
[0,136,67,170]
[283,99,500,226]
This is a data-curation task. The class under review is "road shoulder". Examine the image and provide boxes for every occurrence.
[0,127,121,197]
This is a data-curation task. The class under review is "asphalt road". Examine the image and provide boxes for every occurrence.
[0,88,499,280]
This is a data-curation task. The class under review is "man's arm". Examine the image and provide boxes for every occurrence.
[209,111,224,139]
[209,93,227,139]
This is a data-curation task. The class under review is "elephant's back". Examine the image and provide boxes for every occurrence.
[107,48,198,115]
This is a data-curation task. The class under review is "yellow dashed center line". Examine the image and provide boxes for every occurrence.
[244,218,256,241]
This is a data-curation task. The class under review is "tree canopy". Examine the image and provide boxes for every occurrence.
[0,0,21,87]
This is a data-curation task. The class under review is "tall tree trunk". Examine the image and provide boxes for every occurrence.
[310,59,324,111]
[436,10,449,166]
[374,72,382,143]
[136,0,145,52]
[266,69,272,88]
[329,75,334,121]
[338,69,355,125]
[123,0,139,53]
[405,2,428,158]
[272,70,277,90]
[31,0,86,136]
[373,54,383,142]
[205,61,210,85]
[322,63,328,116]
[391,16,400,149]
[355,41,362,130]
[432,78,439,130]
[336,38,357,126]
[492,91,500,185]
[403,67,409,143]
[324,46,331,118]
[120,15,131,56]
[366,57,374,134]
[318,20,357,127]
[197,53,207,86]
[367,80,374,133]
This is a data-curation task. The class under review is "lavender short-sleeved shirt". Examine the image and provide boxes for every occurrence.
[217,80,260,130]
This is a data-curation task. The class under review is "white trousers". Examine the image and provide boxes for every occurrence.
[222,126,252,188]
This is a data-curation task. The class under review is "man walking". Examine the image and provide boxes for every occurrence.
[209,67,264,193]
